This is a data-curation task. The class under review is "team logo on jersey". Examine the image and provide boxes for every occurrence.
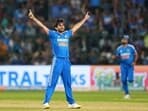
[126,49,130,52]
[57,36,60,38]
[64,35,68,38]
[120,50,123,53]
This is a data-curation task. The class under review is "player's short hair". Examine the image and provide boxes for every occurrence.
[54,18,65,27]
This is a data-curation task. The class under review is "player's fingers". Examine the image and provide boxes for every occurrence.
[28,13,31,17]
[28,11,33,18]
[29,9,32,13]
[85,12,90,16]
[28,9,33,15]
[87,11,91,15]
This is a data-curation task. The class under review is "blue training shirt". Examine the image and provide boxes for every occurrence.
[116,44,137,65]
[48,30,72,57]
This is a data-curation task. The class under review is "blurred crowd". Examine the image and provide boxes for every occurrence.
[0,0,147,65]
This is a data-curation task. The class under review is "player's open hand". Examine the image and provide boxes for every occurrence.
[28,9,34,19]
[84,12,90,21]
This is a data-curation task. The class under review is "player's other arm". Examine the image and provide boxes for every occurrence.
[133,50,138,65]
[28,9,49,35]
[112,48,120,60]
[112,55,120,59]
[71,12,90,34]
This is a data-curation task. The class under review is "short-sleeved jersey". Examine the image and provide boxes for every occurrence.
[48,30,72,57]
[116,44,137,65]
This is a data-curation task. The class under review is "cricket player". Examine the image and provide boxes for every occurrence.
[28,10,90,109]
[113,35,138,99]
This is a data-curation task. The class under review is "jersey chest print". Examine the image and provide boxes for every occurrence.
[56,34,69,47]
[120,49,130,59]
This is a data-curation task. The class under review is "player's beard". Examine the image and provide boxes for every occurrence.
[121,42,127,45]
[58,28,65,33]
[59,30,64,33]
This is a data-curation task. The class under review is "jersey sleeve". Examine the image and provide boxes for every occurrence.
[66,30,73,38]
[132,45,137,55]
[48,30,55,39]
[128,44,137,55]
[116,47,120,57]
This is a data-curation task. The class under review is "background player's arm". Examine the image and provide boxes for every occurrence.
[112,48,120,60]
[132,46,138,65]
[133,52,138,65]
[28,9,49,35]
[71,12,90,34]
[112,55,120,59]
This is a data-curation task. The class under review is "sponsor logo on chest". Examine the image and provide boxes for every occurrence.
[57,38,68,47]
[120,49,130,59]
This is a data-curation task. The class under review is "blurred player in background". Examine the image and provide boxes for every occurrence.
[113,35,138,99]
[28,9,90,109]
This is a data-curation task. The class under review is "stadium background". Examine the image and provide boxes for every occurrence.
[0,0,147,65]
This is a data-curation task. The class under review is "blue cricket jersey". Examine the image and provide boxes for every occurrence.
[116,44,137,65]
[48,30,72,57]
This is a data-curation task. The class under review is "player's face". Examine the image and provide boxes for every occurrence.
[121,39,128,45]
[56,22,65,32]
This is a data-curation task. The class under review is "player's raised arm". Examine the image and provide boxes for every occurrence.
[28,9,49,35]
[71,12,90,34]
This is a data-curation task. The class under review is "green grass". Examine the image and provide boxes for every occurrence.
[1,90,148,102]
[0,90,148,111]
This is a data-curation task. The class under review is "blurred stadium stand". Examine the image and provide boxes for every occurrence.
[0,0,147,65]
